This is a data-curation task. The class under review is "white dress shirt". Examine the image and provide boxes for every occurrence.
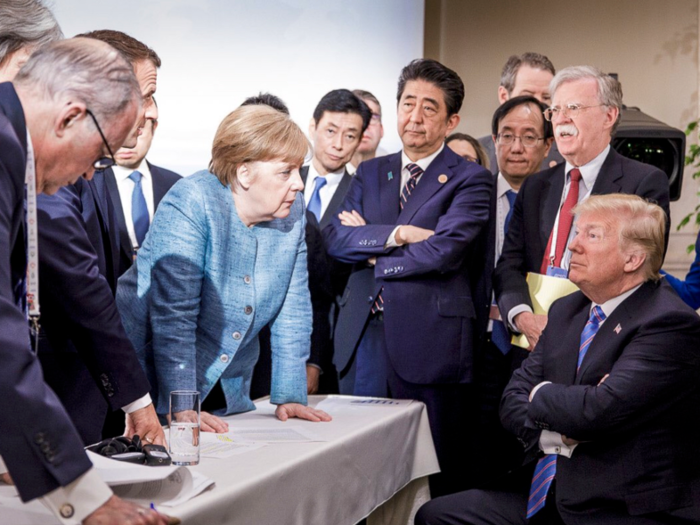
[302,162,346,220]
[113,161,155,250]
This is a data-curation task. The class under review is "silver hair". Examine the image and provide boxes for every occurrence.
[549,65,623,133]
[13,38,141,124]
[0,0,62,66]
[499,52,555,94]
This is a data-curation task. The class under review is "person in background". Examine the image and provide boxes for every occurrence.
[661,231,700,309]
[446,132,489,169]
[117,105,331,430]
[348,89,384,173]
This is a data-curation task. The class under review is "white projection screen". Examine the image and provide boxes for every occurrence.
[52,0,425,175]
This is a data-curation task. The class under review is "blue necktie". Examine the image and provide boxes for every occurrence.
[526,305,606,518]
[129,170,149,247]
[307,176,327,223]
[491,190,519,355]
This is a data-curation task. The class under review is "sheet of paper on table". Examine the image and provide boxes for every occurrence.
[199,433,266,458]
[315,395,414,415]
[224,426,326,443]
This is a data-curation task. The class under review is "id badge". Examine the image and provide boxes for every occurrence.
[546,266,569,279]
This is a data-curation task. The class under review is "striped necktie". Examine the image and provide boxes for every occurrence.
[400,163,423,210]
[526,304,606,518]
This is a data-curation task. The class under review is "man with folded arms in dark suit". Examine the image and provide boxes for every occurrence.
[0,37,171,525]
[105,117,181,278]
[494,66,670,353]
[325,59,492,496]
[416,193,700,524]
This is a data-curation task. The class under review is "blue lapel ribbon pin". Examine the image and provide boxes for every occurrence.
[387,171,393,181]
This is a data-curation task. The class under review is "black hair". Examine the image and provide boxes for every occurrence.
[312,89,371,133]
[396,58,464,117]
[491,95,552,139]
[241,92,290,115]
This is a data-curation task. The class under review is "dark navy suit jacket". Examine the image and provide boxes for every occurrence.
[0,82,91,501]
[501,280,700,523]
[36,166,151,444]
[324,147,492,384]
[494,148,671,325]
[103,163,181,277]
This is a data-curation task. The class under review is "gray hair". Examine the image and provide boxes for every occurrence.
[573,194,665,282]
[13,37,141,124]
[550,65,623,133]
[0,0,62,66]
[500,52,555,94]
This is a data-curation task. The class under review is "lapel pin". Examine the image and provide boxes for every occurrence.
[387,171,393,181]
[614,323,622,334]
[438,174,448,184]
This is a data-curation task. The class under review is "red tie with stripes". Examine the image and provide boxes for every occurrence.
[540,168,582,273]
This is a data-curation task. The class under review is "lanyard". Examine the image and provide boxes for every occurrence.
[25,130,40,350]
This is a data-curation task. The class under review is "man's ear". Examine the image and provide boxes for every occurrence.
[498,86,509,105]
[308,118,317,139]
[623,250,646,274]
[55,102,87,138]
[445,113,460,136]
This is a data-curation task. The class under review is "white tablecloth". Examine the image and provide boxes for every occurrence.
[0,395,439,525]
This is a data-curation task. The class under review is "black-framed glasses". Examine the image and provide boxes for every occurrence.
[543,103,606,122]
[496,132,544,148]
[86,109,116,170]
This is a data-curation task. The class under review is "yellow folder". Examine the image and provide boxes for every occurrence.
[511,272,580,349]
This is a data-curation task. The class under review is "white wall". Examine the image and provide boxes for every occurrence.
[52,0,425,175]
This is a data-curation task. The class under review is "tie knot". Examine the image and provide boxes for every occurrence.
[406,163,423,178]
[313,176,328,190]
[589,305,606,325]
[506,189,517,207]
[129,170,143,183]
[569,168,582,183]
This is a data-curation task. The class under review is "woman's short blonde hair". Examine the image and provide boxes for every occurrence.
[209,105,309,185]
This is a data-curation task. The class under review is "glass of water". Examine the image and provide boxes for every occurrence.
[169,390,200,466]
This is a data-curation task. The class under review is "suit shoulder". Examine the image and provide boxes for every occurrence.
[150,164,182,181]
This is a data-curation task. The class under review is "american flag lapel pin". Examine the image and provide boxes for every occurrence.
[387,171,393,181]
[614,323,622,334]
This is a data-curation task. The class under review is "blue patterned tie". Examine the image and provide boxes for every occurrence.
[527,305,606,518]
[491,190,519,354]
[400,163,423,210]
[129,170,149,247]
[307,176,327,223]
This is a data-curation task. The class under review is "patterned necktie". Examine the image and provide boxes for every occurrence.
[526,304,606,518]
[491,189,519,354]
[129,170,149,247]
[307,176,327,222]
[400,163,423,210]
[540,168,582,273]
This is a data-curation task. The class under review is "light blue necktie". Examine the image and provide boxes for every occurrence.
[129,170,149,247]
[307,176,327,222]
[526,305,606,518]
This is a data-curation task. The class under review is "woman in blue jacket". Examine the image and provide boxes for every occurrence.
[661,231,700,310]
[117,105,330,431]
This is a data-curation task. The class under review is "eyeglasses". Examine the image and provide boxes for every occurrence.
[543,103,606,122]
[496,132,544,148]
[86,109,116,170]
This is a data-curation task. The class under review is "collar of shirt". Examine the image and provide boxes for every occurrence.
[112,161,152,183]
[401,143,444,175]
[564,143,610,192]
[303,162,345,205]
[496,172,516,200]
[592,282,643,323]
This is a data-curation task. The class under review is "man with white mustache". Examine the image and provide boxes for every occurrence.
[493,65,670,352]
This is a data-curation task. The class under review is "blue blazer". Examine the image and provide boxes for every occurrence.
[324,147,492,385]
[0,82,91,501]
[117,171,311,416]
[662,230,700,309]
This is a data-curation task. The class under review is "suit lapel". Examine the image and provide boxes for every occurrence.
[397,148,450,224]
[150,162,169,207]
[553,295,592,384]
[540,164,566,247]
[320,170,352,229]
[590,148,623,195]
[379,153,402,225]
[300,165,309,189]
[103,167,134,265]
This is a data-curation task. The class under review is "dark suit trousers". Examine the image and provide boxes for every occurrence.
[339,315,390,397]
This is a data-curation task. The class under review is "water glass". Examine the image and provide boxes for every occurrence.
[169,390,200,465]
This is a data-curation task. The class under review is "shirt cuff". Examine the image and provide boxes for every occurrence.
[306,362,322,373]
[539,430,578,458]
[507,304,534,332]
[529,381,552,402]
[0,455,7,476]
[40,467,112,525]
[385,226,402,249]
[121,393,152,414]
